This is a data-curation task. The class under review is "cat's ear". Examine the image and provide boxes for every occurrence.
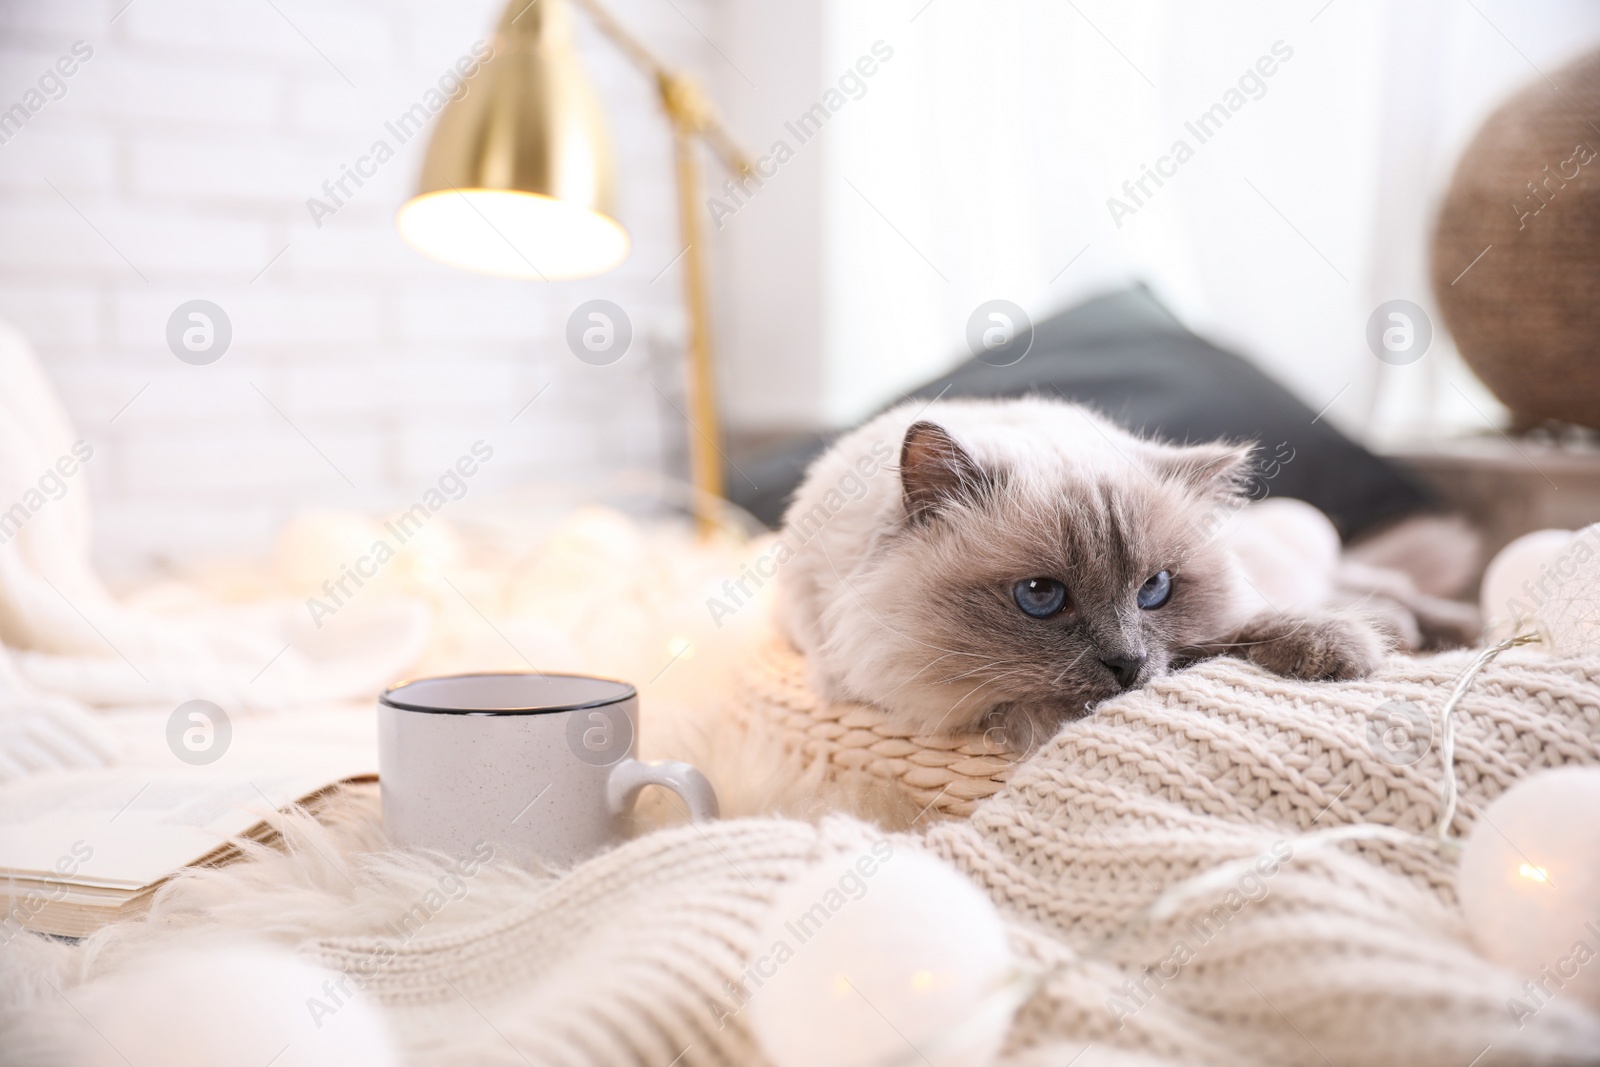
[900,421,989,523]
[1147,440,1255,498]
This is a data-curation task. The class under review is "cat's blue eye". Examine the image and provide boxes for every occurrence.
[1013,578,1068,618]
[1137,570,1173,610]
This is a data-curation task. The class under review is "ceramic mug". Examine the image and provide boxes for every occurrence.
[377,672,718,866]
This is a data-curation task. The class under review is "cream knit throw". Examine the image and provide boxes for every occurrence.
[6,650,1600,1066]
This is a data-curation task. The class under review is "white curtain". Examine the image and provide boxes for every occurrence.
[809,0,1600,442]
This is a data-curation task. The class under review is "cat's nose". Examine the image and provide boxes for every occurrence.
[1099,654,1147,689]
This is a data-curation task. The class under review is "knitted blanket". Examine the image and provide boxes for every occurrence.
[6,650,1600,1066]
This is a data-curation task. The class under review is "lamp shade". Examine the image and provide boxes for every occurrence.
[397,0,630,280]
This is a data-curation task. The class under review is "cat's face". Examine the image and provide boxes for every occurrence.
[832,420,1252,749]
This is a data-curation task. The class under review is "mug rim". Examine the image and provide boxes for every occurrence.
[379,671,637,716]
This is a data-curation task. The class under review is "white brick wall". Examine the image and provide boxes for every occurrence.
[0,0,719,579]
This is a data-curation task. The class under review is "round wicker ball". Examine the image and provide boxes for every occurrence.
[1432,49,1600,429]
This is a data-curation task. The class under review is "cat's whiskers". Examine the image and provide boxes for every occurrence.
[942,655,1028,685]
[929,668,1029,734]
[1050,645,1096,687]
[877,650,970,702]
[922,634,1122,728]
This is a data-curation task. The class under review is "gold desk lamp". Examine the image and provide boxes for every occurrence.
[397,0,751,534]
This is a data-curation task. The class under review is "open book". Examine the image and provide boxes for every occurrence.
[0,769,372,939]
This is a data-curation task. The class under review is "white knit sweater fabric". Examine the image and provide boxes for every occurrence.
[6,650,1600,1066]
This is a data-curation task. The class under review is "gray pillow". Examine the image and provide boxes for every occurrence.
[729,286,1436,538]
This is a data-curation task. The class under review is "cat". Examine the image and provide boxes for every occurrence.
[775,396,1387,752]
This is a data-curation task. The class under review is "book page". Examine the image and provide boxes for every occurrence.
[0,768,362,889]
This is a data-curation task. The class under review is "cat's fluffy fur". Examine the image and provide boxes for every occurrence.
[776,396,1386,750]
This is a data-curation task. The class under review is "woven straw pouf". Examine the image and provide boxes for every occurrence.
[1432,47,1600,429]
[727,638,1025,821]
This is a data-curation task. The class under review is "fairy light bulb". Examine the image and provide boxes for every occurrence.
[1479,529,1575,642]
[745,846,1016,1067]
[1480,523,1600,652]
[1458,768,1600,1009]
[1532,524,1600,656]
[77,943,400,1067]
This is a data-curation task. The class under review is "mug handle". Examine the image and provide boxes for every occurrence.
[606,758,720,822]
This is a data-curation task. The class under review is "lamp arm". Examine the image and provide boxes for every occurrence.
[565,0,743,536]
[568,0,753,176]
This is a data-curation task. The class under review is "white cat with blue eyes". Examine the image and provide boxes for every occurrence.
[776,396,1387,745]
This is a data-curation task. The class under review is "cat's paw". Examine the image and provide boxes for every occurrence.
[1239,613,1387,682]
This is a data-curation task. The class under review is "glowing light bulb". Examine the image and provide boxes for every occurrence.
[74,944,400,1067]
[745,846,1017,1067]
[1479,529,1575,642]
[1459,768,1600,1008]
[397,190,629,281]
